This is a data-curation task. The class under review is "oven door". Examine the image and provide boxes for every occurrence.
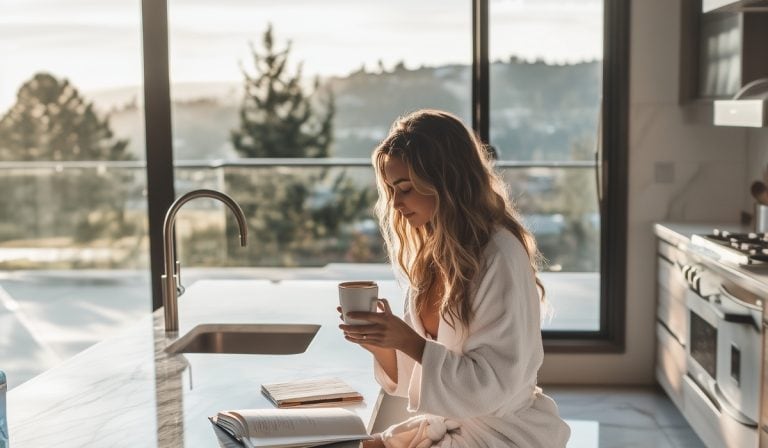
[713,285,762,426]
[686,290,719,398]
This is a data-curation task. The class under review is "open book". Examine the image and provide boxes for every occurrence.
[210,407,372,448]
[261,377,363,408]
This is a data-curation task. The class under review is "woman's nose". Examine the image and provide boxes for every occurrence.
[392,191,403,207]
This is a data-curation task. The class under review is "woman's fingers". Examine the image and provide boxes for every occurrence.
[339,301,400,349]
[343,329,383,346]
[340,322,378,333]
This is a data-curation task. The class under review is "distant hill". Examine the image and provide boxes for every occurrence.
[88,59,601,162]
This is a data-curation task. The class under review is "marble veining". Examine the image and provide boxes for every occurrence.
[8,280,406,447]
[548,387,705,448]
[6,277,707,447]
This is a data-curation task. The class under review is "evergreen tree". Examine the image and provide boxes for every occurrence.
[0,73,131,161]
[228,25,373,265]
[0,72,137,248]
[231,23,333,158]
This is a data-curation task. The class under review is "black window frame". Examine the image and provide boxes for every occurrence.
[142,0,629,352]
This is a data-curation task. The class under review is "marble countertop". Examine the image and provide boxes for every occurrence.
[653,222,768,296]
[7,279,406,447]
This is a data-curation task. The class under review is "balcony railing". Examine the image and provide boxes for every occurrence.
[0,158,598,271]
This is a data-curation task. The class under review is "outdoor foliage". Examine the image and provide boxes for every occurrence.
[0,73,140,253]
[0,73,132,161]
[0,50,602,271]
[224,24,376,266]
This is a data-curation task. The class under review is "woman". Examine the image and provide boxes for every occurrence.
[339,109,570,447]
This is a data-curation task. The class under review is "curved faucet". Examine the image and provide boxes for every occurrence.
[162,189,248,332]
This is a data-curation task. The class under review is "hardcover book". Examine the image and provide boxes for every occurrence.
[260,377,363,408]
[210,407,371,448]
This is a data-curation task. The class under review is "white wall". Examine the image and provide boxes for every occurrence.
[540,0,766,385]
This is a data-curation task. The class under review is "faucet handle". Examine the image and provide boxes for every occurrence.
[175,260,185,297]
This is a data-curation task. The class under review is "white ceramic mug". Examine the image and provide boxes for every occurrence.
[338,281,379,325]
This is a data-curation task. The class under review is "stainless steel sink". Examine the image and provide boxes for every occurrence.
[165,323,320,355]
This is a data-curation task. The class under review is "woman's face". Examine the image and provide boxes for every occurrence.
[383,155,436,228]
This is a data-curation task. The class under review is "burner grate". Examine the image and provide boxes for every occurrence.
[692,230,768,266]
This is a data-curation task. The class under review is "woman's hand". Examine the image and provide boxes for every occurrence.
[339,298,426,363]
[336,305,380,353]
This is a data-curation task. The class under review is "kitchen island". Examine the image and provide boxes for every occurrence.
[7,279,406,447]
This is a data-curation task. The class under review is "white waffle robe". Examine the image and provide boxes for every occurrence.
[374,229,571,448]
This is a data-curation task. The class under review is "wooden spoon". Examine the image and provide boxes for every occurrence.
[751,181,768,206]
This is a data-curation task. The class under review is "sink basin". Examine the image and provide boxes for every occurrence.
[165,323,320,355]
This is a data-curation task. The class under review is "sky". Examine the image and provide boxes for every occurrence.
[0,0,602,110]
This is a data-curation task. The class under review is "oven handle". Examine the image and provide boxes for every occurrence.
[707,294,760,329]
[718,284,762,312]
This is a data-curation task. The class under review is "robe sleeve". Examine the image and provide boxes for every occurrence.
[373,300,417,398]
[407,236,544,419]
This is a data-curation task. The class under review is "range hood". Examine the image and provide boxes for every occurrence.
[714,78,768,127]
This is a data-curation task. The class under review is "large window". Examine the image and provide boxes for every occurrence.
[164,0,471,269]
[489,0,604,332]
[0,0,149,388]
[0,0,627,390]
[157,0,611,336]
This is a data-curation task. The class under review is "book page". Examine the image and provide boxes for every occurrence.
[230,408,370,447]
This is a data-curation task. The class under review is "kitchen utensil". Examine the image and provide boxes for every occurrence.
[756,204,768,233]
[750,181,768,206]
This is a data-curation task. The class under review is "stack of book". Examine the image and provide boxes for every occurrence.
[261,377,364,408]
[210,377,370,448]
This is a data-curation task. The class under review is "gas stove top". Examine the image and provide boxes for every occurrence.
[691,229,768,267]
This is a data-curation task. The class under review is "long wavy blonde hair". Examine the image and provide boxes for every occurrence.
[373,109,545,329]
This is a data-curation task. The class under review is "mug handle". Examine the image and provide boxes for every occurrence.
[376,298,393,315]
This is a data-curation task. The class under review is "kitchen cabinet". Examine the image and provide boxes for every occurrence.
[679,0,768,104]
[698,11,768,99]
[762,321,768,447]
[655,240,690,408]
[703,0,768,13]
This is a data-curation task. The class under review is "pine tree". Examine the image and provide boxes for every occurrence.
[231,23,333,158]
[0,73,131,161]
[227,25,373,265]
[0,73,137,247]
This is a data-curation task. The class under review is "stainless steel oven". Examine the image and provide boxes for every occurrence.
[685,266,763,427]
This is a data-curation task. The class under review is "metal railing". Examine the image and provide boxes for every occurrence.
[0,158,598,169]
[0,158,599,271]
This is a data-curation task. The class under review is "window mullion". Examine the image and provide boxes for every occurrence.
[472,0,489,143]
[141,0,175,311]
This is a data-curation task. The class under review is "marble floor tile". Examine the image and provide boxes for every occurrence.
[373,386,704,447]
[547,386,704,448]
